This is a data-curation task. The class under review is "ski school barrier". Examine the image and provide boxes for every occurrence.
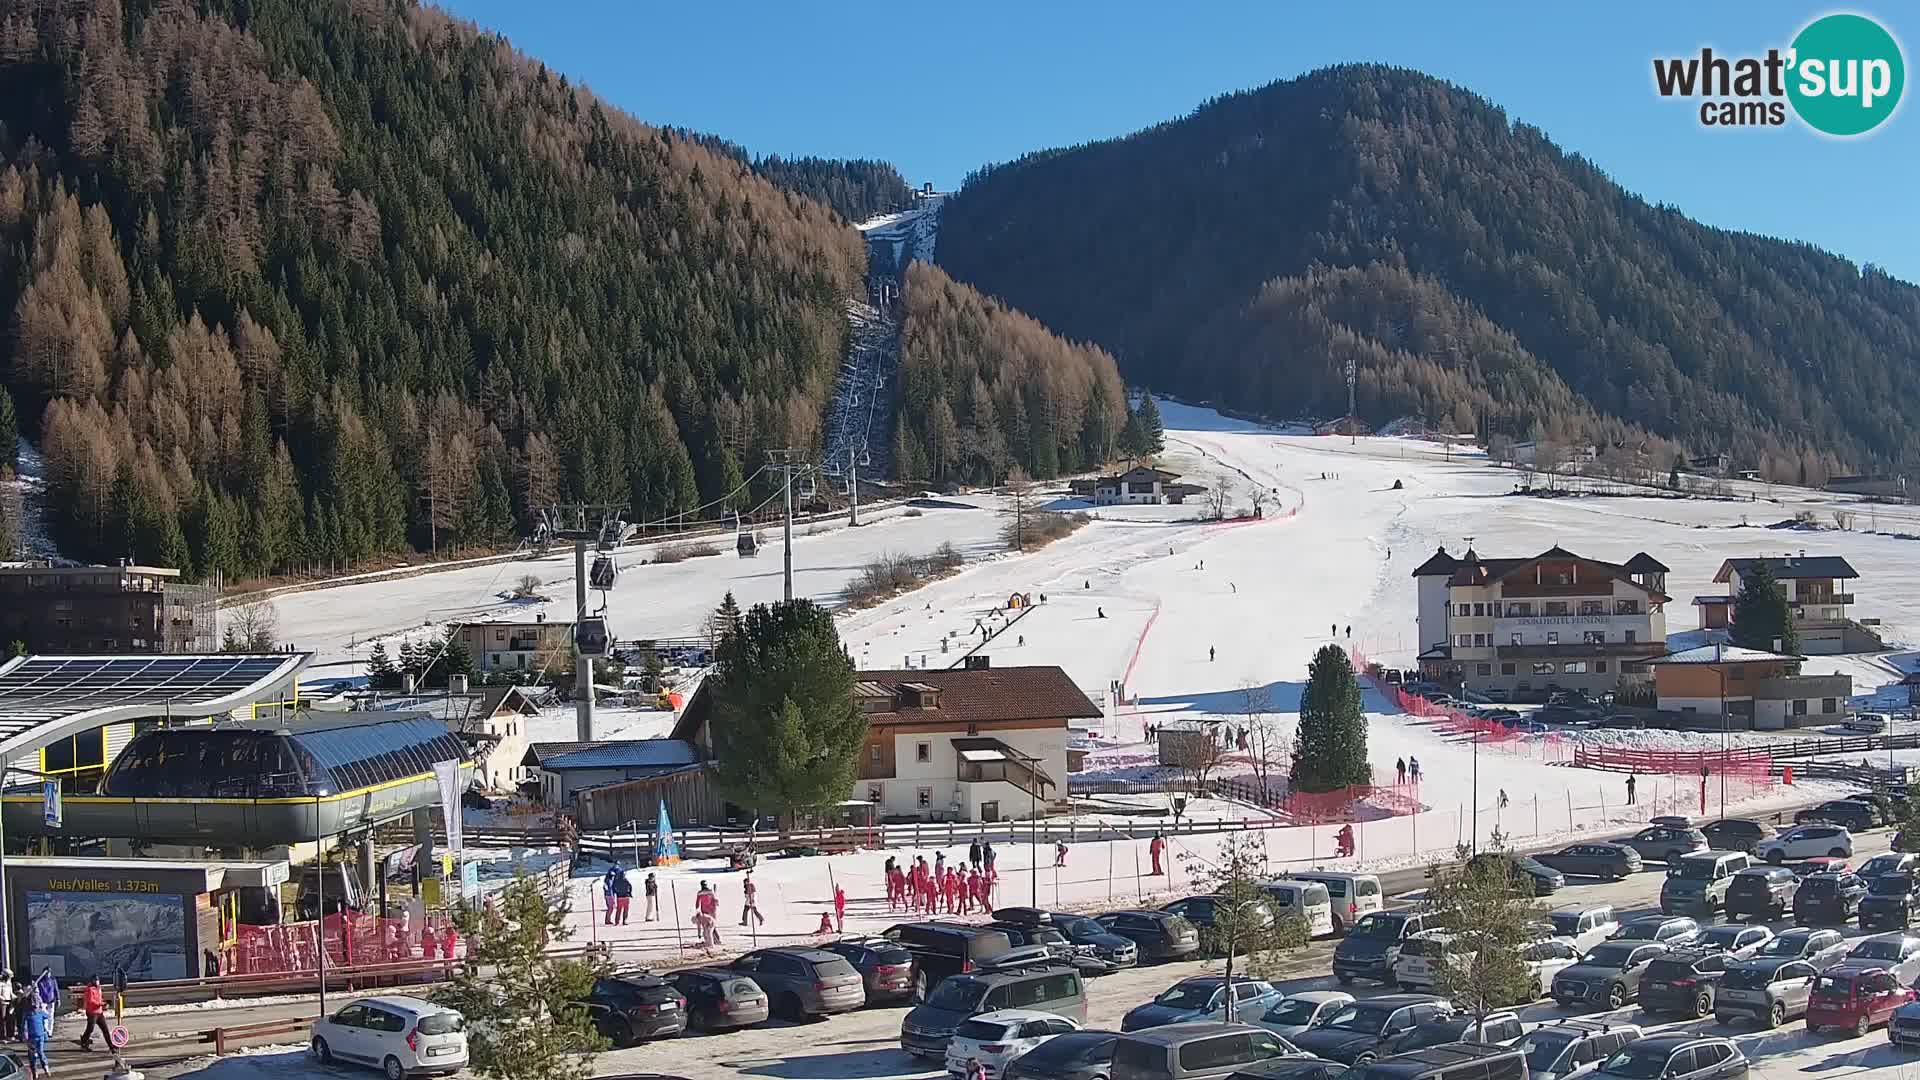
[1349,646,1572,763]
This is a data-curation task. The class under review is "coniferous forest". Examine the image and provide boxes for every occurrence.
[939,65,1920,481]
[0,0,1085,583]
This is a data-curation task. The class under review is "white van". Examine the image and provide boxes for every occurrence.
[1845,712,1890,734]
[1261,879,1335,938]
[1292,872,1384,934]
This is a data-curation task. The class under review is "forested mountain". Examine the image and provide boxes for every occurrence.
[668,129,913,223]
[894,261,1124,485]
[0,0,1081,584]
[940,64,1920,479]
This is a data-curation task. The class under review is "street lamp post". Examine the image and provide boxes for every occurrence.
[314,788,330,1013]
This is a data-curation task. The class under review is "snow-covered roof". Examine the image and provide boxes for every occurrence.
[1691,595,1733,606]
[524,738,699,771]
[1649,645,1803,665]
[1715,556,1859,582]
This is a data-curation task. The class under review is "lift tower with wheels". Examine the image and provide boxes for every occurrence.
[539,504,629,741]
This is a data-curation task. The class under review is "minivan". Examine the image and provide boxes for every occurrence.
[1261,880,1334,938]
[1290,873,1383,934]
[1846,712,1890,734]
[1545,905,1618,954]
[885,922,1017,1000]
[1660,851,1750,915]
[900,966,1088,1059]
[1341,1042,1527,1080]
[310,995,467,1079]
[1111,1022,1303,1080]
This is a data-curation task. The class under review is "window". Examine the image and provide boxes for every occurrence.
[915,742,931,763]
[1472,603,1486,617]
[1507,603,1533,617]
[1579,601,1603,616]
[1532,663,1554,676]
[1615,600,1640,615]
[1510,633,1523,646]
[1562,662,1587,674]
[1823,698,1837,713]
[494,629,506,642]
[1545,601,1569,616]
[1583,631,1605,644]
[1623,630,1636,644]
[1501,663,1515,675]
[917,787,932,808]
[1793,699,1809,716]
[1455,635,1471,647]
[1473,634,1488,647]
[1477,664,1492,676]
[1595,661,1608,673]
[867,784,883,803]
[1546,632,1559,645]
[1457,604,1471,617]
[870,745,881,762]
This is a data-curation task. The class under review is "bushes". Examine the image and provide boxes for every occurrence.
[653,540,720,564]
[1003,510,1088,551]
[844,543,966,607]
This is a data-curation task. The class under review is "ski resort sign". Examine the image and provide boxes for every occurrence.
[1653,12,1905,135]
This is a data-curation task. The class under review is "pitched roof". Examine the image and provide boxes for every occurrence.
[1623,553,1670,573]
[1649,645,1804,665]
[854,666,1103,724]
[1442,546,1670,599]
[1410,547,1459,578]
[1715,556,1859,582]
[523,739,700,770]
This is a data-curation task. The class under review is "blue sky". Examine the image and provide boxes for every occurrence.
[441,2,1917,283]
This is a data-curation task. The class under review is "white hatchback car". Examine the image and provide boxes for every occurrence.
[945,1009,1079,1080]
[1754,824,1853,863]
[312,996,468,1079]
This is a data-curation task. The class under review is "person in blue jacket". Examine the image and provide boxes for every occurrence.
[22,994,51,1079]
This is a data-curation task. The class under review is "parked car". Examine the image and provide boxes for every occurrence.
[1464,852,1564,895]
[820,937,916,1004]
[1841,792,1897,827]
[1845,933,1920,983]
[1162,896,1277,956]
[1536,843,1642,881]
[730,948,865,1019]
[1609,915,1700,947]
[1376,1012,1523,1056]
[1661,851,1751,915]
[947,1010,1082,1080]
[1544,906,1620,954]
[1123,977,1285,1032]
[1751,927,1850,970]
[1699,819,1775,854]
[993,920,1104,974]
[1805,962,1917,1036]
[1794,802,1875,833]
[1097,911,1202,963]
[1223,1061,1345,1080]
[1890,1000,1920,1050]
[1552,942,1669,1010]
[1514,1018,1641,1080]
[1694,923,1773,961]
[1259,881,1335,938]
[1639,948,1734,1019]
[1859,875,1920,931]
[1111,1022,1303,1080]
[1253,992,1355,1041]
[1290,995,1452,1066]
[577,973,687,1045]
[1520,938,1585,1002]
[310,996,469,1079]
[995,909,1140,970]
[1724,867,1798,922]
[1590,1034,1747,1080]
[1620,826,1709,865]
[1715,958,1820,1028]
[1649,815,1697,830]
[900,967,1088,1060]
[1792,855,1851,877]
[1333,911,1445,985]
[1595,713,1644,730]
[1390,932,1456,992]
[884,922,1018,1000]
[666,968,769,1034]
[1288,872,1385,934]
[1793,871,1868,926]
[1858,852,1920,879]
[1003,1030,1120,1080]
[1760,822,1856,863]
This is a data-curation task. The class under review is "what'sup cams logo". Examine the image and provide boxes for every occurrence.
[1653,12,1905,135]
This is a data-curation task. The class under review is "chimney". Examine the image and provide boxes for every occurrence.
[964,655,992,670]
[536,612,545,623]
[450,673,469,696]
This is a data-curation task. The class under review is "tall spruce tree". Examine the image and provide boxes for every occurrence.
[1731,561,1799,655]
[1291,645,1371,792]
[0,389,17,475]
[1135,392,1165,456]
[367,641,399,690]
[708,600,868,824]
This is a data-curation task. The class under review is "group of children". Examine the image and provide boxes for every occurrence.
[600,864,662,924]
[885,842,999,915]
[0,967,80,1079]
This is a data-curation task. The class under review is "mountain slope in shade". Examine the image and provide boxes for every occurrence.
[938,64,1920,478]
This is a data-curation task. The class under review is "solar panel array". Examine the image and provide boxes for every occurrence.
[0,655,299,743]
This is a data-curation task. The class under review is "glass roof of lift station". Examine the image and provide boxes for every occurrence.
[0,653,309,758]
[101,714,468,799]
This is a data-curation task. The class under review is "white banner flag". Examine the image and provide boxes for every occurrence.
[433,759,464,853]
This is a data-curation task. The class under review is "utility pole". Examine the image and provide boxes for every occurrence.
[1345,357,1357,447]
[848,448,861,527]
[545,503,626,742]
[766,451,807,603]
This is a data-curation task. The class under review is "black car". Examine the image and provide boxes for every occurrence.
[1724,867,1798,922]
[667,967,769,1033]
[1535,842,1642,880]
[990,921,1108,975]
[1859,853,1920,880]
[1226,1061,1347,1080]
[1376,1012,1523,1056]
[882,922,1016,999]
[1095,910,1201,962]
[1841,792,1897,827]
[1639,948,1733,1018]
[1701,819,1775,854]
[1464,852,1565,895]
[581,973,688,1045]
[1333,910,1448,985]
[994,908,1139,970]
[820,936,917,1002]
[1796,801,1876,832]
[1859,874,1920,931]
[1002,1030,1119,1080]
[1290,995,1452,1066]
[1793,872,1868,926]
[1161,895,1275,955]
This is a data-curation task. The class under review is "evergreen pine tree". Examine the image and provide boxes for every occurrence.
[1731,561,1799,654]
[1135,392,1165,456]
[0,388,17,475]
[367,641,398,690]
[1668,462,1681,490]
[399,638,420,681]
[707,590,744,647]
[1291,645,1371,792]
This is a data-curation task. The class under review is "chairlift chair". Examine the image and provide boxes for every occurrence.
[798,473,817,499]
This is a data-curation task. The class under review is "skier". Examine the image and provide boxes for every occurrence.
[612,869,634,925]
[1498,789,1510,810]
[1055,840,1068,868]
[1336,823,1356,858]
[601,866,620,925]
[1149,832,1166,875]
[1231,582,1237,592]
[969,839,982,871]
[644,872,659,921]
[1344,625,1351,639]
[1409,756,1421,782]
[1626,774,1637,805]
[1209,646,1216,662]
[740,871,765,928]
[834,883,847,932]
[1395,758,1407,785]
[1330,622,1337,637]
[1097,607,1106,619]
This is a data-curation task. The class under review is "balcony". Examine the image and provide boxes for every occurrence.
[1497,642,1663,660]
[1796,592,1854,606]
[1753,674,1852,701]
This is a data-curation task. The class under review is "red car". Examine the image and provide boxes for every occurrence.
[1805,962,1916,1037]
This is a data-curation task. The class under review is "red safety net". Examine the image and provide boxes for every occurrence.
[225,913,462,976]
